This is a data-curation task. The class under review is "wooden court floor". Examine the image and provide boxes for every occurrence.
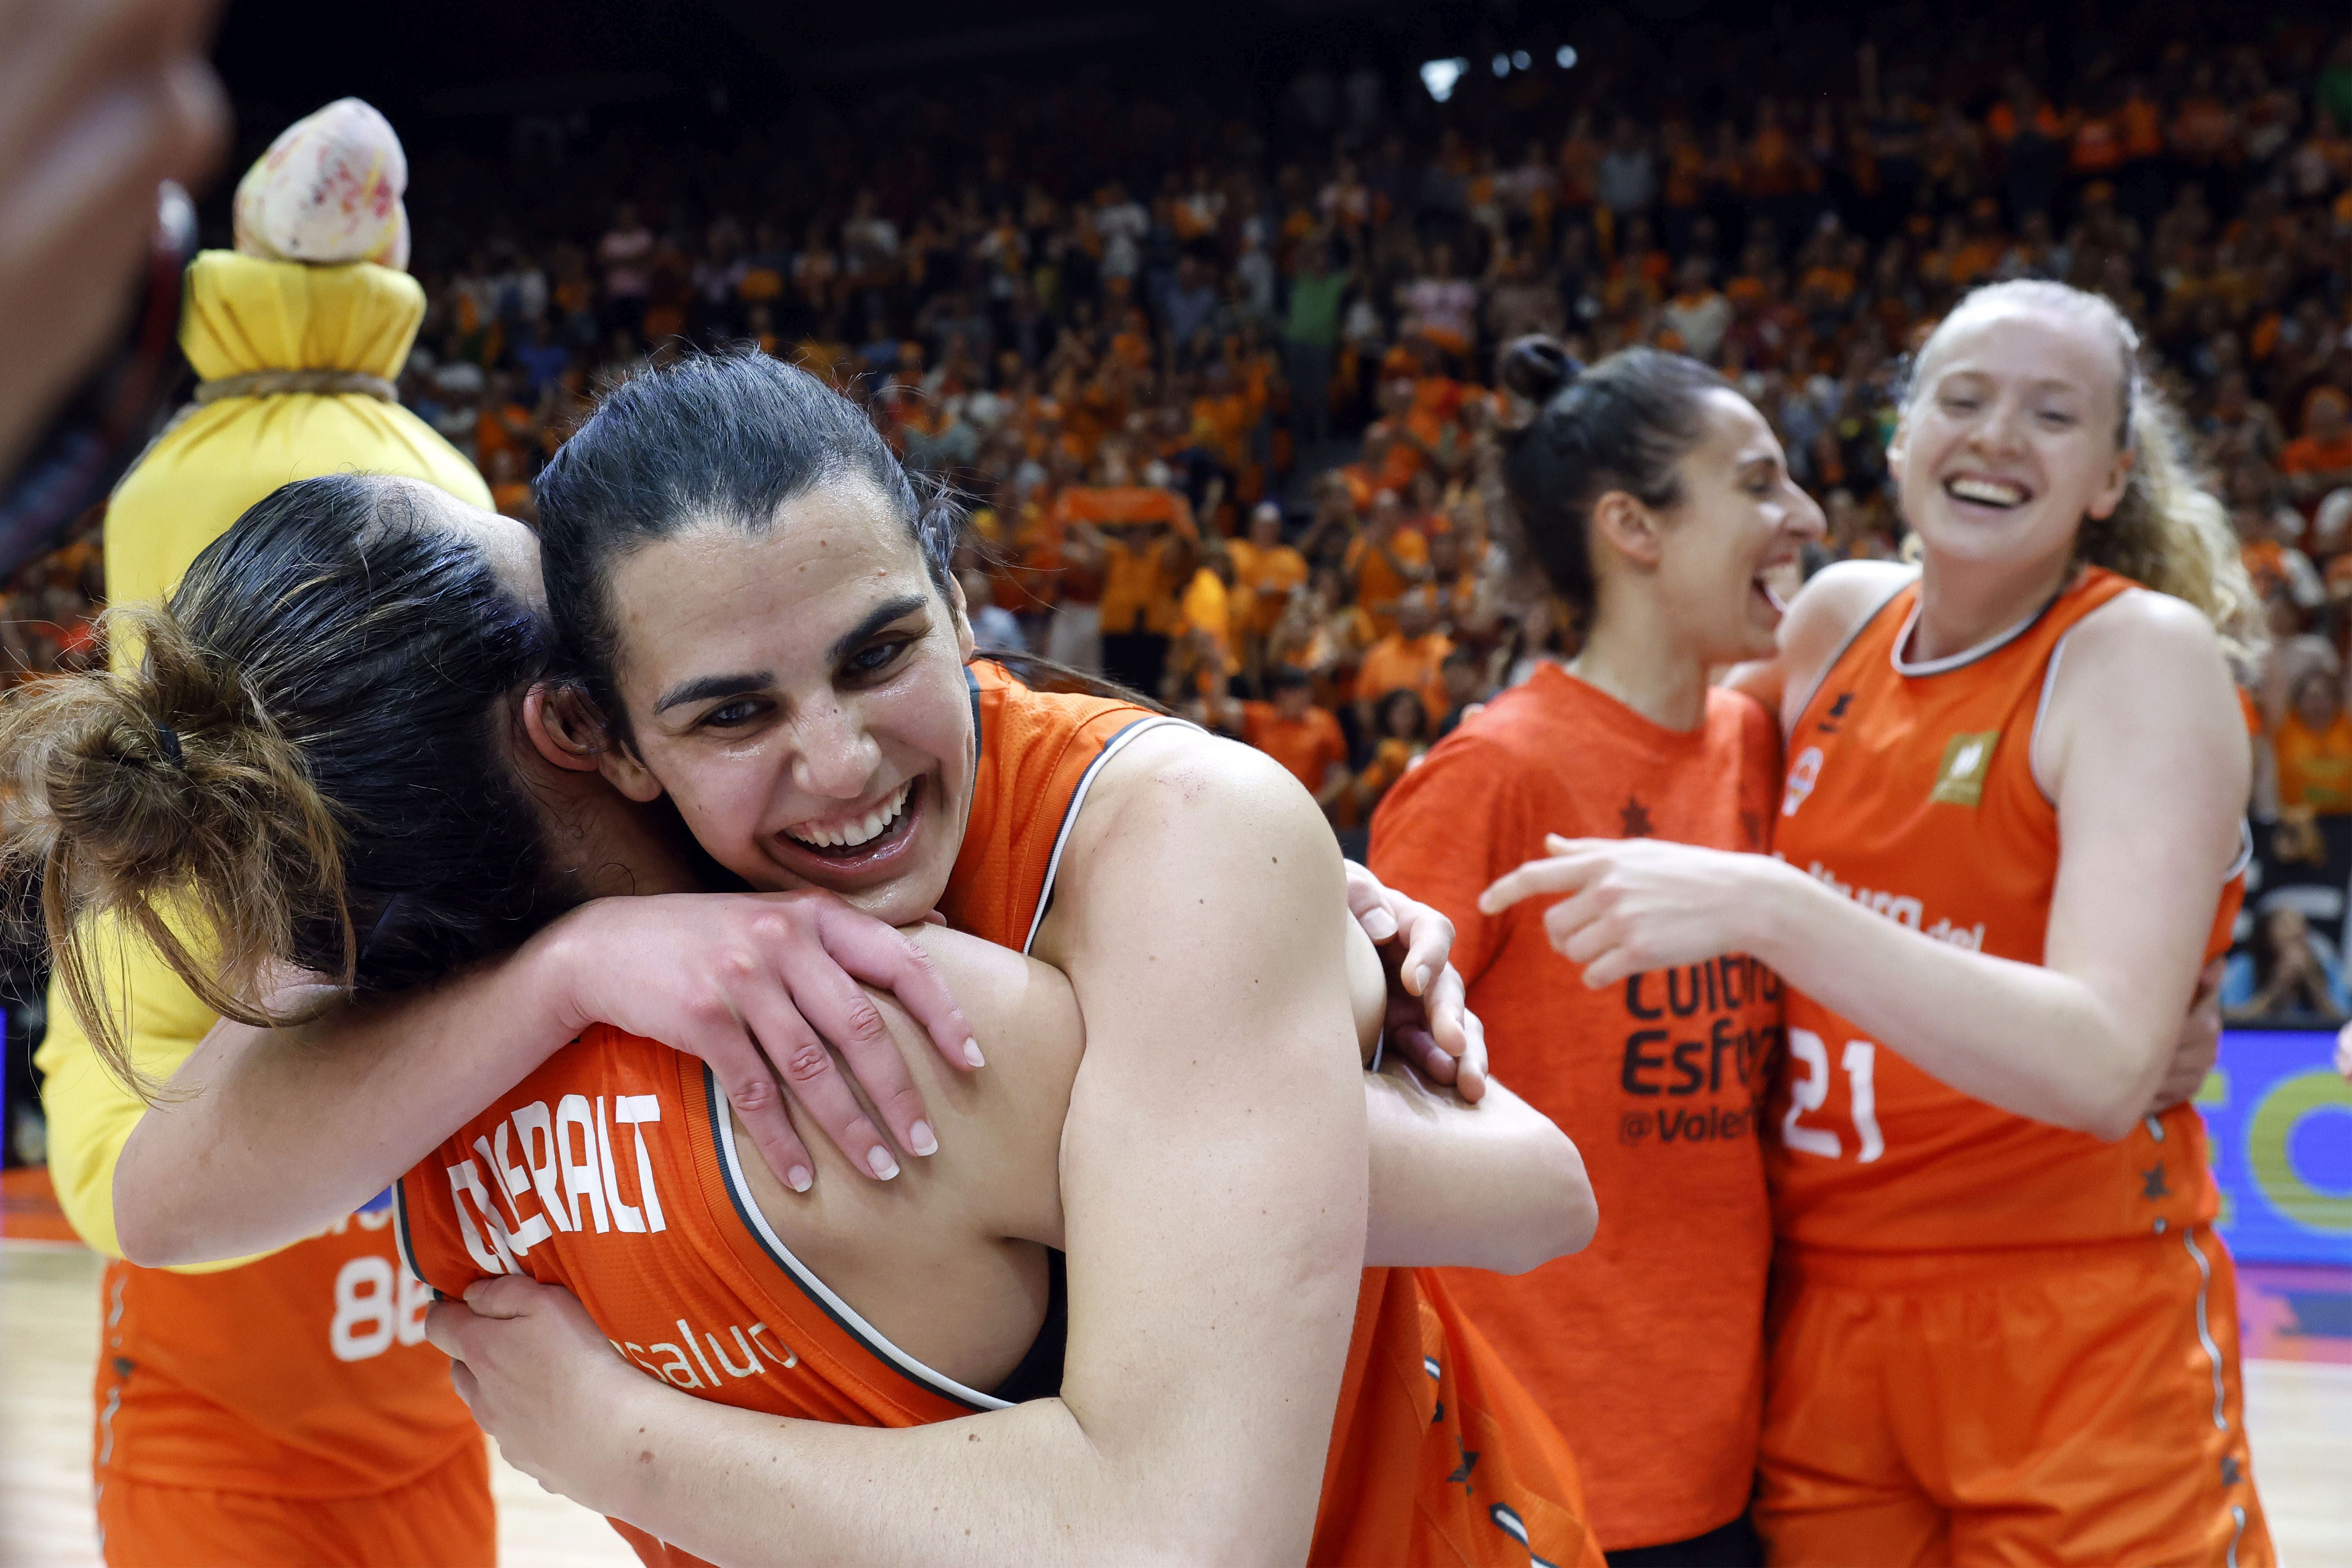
[5,1238,2348,1567]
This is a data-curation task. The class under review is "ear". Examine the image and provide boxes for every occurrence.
[1589,488,1666,571]
[524,682,664,803]
[522,684,604,773]
[1884,412,1909,483]
[946,572,977,664]
[2085,444,2134,522]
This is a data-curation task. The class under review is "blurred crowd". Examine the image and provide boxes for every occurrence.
[7,10,2352,992]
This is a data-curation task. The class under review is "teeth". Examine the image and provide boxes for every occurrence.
[1948,477,2027,507]
[785,779,911,851]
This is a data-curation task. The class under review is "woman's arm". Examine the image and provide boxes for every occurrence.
[442,733,1372,1568]
[114,890,977,1266]
[1486,593,2249,1140]
[1365,1061,1593,1272]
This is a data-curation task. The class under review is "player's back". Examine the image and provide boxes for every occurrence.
[1770,566,2239,1249]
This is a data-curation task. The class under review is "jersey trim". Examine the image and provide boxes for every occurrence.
[1786,574,1915,730]
[702,1065,1011,1413]
[392,1177,425,1290]
[1020,714,1191,956]
[1889,582,2066,677]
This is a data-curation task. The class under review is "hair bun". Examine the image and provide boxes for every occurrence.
[1498,336,1582,405]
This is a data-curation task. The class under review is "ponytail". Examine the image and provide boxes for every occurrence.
[0,601,350,1095]
[2,474,564,1098]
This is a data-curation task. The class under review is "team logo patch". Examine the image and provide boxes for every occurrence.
[1929,730,1999,807]
[1781,746,1823,817]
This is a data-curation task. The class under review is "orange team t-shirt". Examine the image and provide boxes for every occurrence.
[401,661,1600,1568]
[1769,568,2241,1251]
[1356,631,1456,722]
[1229,539,1310,635]
[2280,433,2352,481]
[2274,710,2352,812]
[1243,700,1348,796]
[1368,664,1783,1552]
[1344,529,1430,632]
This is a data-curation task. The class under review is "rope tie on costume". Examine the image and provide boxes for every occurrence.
[192,370,398,405]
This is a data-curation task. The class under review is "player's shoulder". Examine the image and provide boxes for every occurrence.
[1085,720,1334,847]
[2068,579,2226,661]
[1784,560,1916,655]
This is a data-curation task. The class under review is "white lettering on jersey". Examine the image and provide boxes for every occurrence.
[613,1316,798,1390]
[441,1090,669,1276]
[556,1094,610,1233]
[1803,861,1983,949]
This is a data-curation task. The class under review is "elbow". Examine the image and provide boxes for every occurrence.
[1499,1128,1598,1275]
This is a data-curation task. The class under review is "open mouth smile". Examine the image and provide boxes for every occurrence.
[1944,474,2033,510]
[780,777,918,860]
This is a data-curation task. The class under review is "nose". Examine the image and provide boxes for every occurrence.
[1786,481,1828,541]
[1970,392,2031,459]
[788,693,881,800]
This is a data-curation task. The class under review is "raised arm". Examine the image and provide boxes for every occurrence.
[1365,1060,1593,1272]
[114,889,977,1266]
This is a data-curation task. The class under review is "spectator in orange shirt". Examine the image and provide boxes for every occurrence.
[1229,501,1310,650]
[2275,661,2352,813]
[1355,589,1456,733]
[2281,388,2352,508]
[1350,686,1433,822]
[1344,488,1432,634]
[1232,664,1351,816]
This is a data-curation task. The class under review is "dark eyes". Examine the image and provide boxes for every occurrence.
[704,699,762,728]
[846,636,915,680]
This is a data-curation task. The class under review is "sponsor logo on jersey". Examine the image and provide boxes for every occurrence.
[1802,859,1986,949]
[1816,691,1855,733]
[1929,729,2000,807]
[1781,744,1823,817]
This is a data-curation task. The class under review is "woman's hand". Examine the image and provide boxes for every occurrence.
[535,889,979,1194]
[1477,835,1794,987]
[425,1276,651,1512]
[1345,860,1487,1100]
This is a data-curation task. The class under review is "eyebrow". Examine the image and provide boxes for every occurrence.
[828,593,929,664]
[653,670,772,715]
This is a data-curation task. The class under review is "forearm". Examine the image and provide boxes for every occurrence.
[115,939,573,1265]
[1364,1065,1594,1273]
[592,1383,1173,1568]
[1747,864,2169,1137]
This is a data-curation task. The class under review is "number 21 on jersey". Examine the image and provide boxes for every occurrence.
[1781,1028,1884,1162]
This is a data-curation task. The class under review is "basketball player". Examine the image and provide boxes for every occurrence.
[34,358,1604,1564]
[1370,340,1817,1567]
[1483,281,2271,1566]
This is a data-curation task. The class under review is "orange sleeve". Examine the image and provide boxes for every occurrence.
[1367,731,1529,985]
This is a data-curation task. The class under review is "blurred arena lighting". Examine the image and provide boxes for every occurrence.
[1492,53,1510,76]
[1512,50,1531,69]
[1419,58,1468,101]
[1556,45,1579,67]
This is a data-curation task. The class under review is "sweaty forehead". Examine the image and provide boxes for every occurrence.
[1920,303,2119,398]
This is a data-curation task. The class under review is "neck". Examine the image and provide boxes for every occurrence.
[1569,588,1713,732]
[1908,544,2078,663]
[525,762,706,902]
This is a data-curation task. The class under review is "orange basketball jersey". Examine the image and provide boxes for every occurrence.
[1769,568,2243,1250]
[398,660,1596,1568]
[94,1209,482,1501]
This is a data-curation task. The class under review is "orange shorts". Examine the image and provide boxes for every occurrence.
[1756,1227,2270,1568]
[96,1436,494,1567]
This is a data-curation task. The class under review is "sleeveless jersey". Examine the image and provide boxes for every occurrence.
[94,1205,478,1500]
[399,661,1595,1567]
[1769,568,2242,1251]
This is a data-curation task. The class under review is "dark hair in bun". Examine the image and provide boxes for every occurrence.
[1496,337,1730,615]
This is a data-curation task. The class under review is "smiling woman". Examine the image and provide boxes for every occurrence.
[1478,281,2275,1566]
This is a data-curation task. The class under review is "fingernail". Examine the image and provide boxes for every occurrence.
[962,1038,986,1068]
[1364,910,1398,940]
[787,1165,813,1193]
[1412,965,1430,994]
[909,1121,938,1156]
[867,1146,900,1179]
